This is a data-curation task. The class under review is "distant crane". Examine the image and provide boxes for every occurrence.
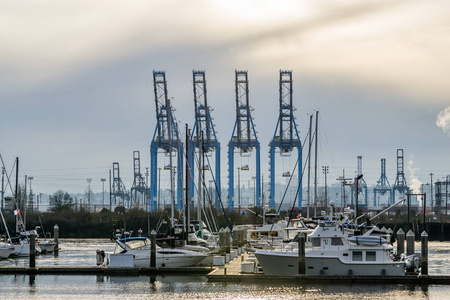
[150,71,183,212]
[189,70,221,211]
[130,151,147,208]
[228,70,261,211]
[268,70,302,209]
[373,158,393,206]
[111,162,129,207]
[351,156,368,207]
[392,149,410,202]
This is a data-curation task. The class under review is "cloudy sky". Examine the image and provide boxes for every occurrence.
[1,0,449,201]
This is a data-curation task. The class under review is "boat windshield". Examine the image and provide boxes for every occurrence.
[125,239,150,250]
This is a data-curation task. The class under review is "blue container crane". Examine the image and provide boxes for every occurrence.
[150,71,183,212]
[373,158,393,206]
[228,70,261,211]
[268,70,302,210]
[189,70,221,212]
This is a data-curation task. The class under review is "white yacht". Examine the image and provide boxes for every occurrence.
[255,221,405,276]
[112,237,207,268]
[0,242,14,259]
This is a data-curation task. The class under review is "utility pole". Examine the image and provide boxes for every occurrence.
[262,174,265,224]
[109,169,112,212]
[322,166,329,210]
[336,169,352,210]
[430,173,434,212]
[446,175,449,216]
[87,178,92,212]
[252,176,256,207]
[145,168,149,212]
[38,193,43,212]
[101,178,106,208]
[355,174,363,226]
[238,167,241,215]
[28,176,33,212]
[158,168,161,211]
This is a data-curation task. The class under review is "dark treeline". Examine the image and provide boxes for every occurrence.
[1,206,272,239]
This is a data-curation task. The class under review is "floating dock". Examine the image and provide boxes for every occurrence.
[2,251,450,285]
[0,266,212,275]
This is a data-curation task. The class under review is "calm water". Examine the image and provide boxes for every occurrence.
[0,239,449,299]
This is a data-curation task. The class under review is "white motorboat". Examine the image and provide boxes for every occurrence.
[112,237,207,268]
[255,221,405,276]
[0,242,14,259]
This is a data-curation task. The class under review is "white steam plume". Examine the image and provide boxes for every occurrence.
[437,106,450,135]
[407,157,422,195]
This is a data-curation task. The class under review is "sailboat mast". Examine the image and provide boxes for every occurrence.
[167,99,175,229]
[197,131,203,235]
[314,111,318,218]
[185,124,190,243]
[15,157,19,233]
[307,114,312,219]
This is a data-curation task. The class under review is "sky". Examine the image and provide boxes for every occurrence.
[1,0,450,203]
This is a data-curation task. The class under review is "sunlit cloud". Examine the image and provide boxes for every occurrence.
[2,0,450,107]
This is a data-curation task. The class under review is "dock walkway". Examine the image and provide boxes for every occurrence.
[0,266,212,275]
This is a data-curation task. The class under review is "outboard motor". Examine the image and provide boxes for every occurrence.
[96,249,105,266]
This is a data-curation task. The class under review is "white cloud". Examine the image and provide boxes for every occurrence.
[2,0,450,107]
[407,157,422,195]
[436,106,450,135]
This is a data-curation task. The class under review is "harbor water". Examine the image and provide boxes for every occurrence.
[1,239,450,299]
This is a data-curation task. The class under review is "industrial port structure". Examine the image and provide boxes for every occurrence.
[104,70,448,215]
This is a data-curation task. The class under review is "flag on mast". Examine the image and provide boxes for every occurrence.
[13,209,20,216]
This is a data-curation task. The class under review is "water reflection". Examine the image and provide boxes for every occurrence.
[0,240,449,299]
[0,274,445,299]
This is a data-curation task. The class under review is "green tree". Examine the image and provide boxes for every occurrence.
[49,190,73,211]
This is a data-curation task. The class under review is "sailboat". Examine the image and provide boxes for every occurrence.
[1,156,41,257]
[0,209,14,259]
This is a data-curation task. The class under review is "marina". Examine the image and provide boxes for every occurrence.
[2,1,450,299]
[1,239,450,299]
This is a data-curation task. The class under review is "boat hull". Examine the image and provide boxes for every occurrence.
[0,246,14,259]
[255,250,405,276]
[133,252,207,268]
[39,241,56,254]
